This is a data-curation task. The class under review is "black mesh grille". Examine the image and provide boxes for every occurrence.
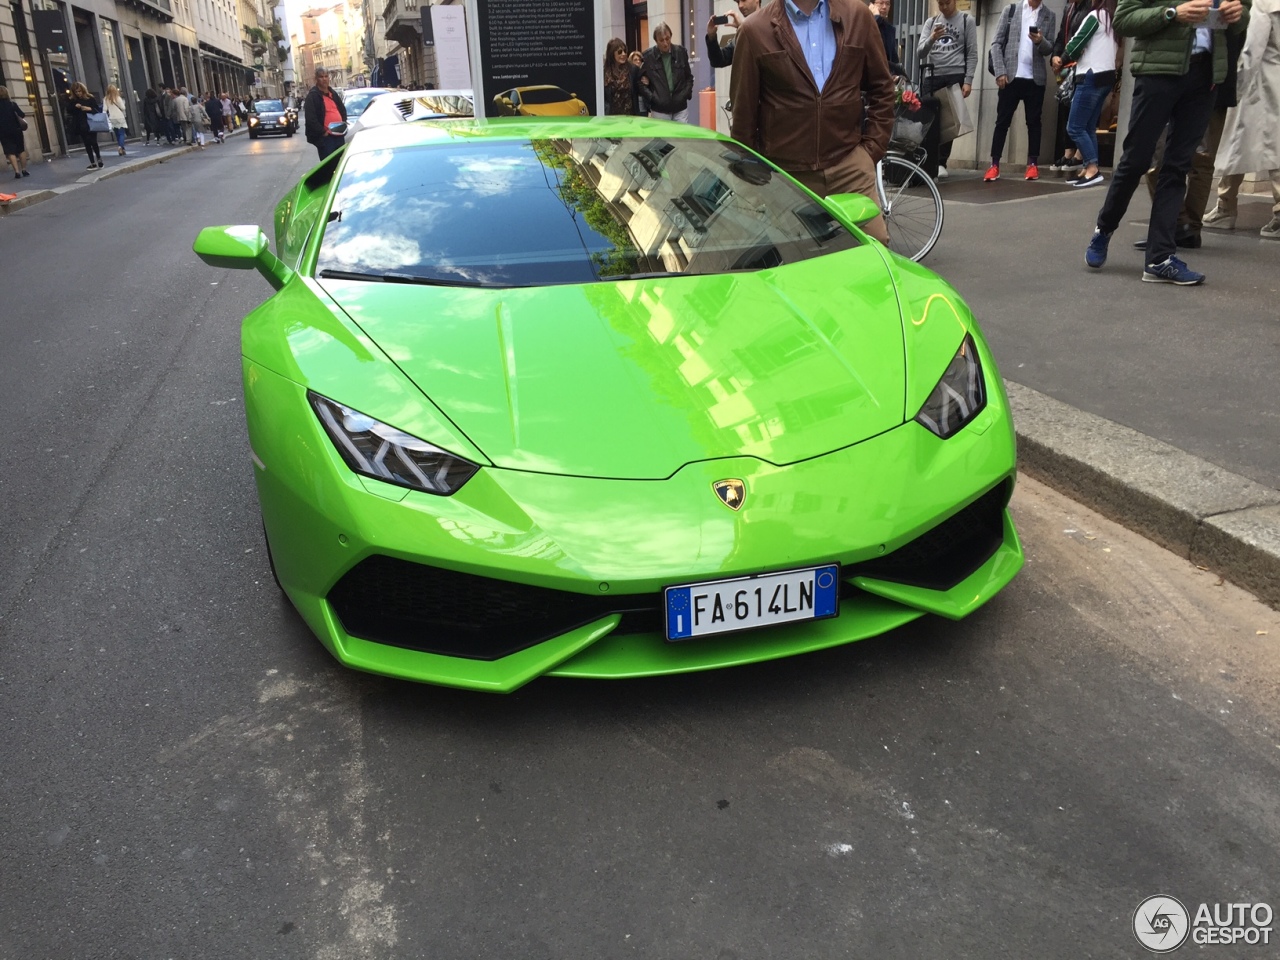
[849,481,1009,591]
[328,556,658,660]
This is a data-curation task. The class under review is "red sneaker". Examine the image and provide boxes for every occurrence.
[983,164,1000,182]
[1025,163,1039,181]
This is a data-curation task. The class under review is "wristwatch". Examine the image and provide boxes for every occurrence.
[1163,6,1178,21]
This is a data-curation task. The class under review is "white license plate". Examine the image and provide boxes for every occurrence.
[664,564,840,641]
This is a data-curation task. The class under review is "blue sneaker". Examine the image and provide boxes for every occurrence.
[1085,228,1111,268]
[1142,255,1205,285]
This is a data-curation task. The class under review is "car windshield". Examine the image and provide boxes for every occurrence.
[255,100,284,112]
[346,89,392,116]
[520,88,571,105]
[408,94,473,117]
[317,136,861,287]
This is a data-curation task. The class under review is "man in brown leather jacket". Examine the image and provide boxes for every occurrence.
[730,0,896,242]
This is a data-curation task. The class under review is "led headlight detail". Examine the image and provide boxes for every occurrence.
[915,334,986,439]
[309,393,479,495]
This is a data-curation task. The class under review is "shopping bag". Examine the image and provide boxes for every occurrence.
[935,83,974,143]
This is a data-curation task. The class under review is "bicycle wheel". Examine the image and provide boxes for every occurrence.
[877,155,944,262]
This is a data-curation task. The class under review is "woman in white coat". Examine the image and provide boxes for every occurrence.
[104,83,128,156]
[1205,0,1280,239]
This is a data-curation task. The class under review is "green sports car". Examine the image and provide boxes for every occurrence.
[195,117,1022,693]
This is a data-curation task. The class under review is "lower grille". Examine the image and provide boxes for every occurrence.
[327,482,1010,659]
[849,481,1009,591]
[328,556,657,660]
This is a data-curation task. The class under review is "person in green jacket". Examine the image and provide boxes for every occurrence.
[1084,0,1250,283]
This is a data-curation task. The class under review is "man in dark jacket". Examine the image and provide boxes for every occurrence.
[706,0,761,68]
[639,23,694,120]
[1084,0,1249,284]
[730,0,896,243]
[304,66,347,160]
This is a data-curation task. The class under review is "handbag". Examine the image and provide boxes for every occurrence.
[18,116,27,131]
[935,82,974,143]
[87,109,110,133]
[1056,66,1077,104]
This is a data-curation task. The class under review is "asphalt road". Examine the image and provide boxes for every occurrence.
[1,135,1278,959]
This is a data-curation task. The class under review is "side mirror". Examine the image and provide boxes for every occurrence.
[327,120,348,136]
[193,225,294,291]
[825,192,883,228]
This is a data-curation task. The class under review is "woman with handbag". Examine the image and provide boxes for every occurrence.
[104,83,128,156]
[67,82,104,169]
[0,86,30,179]
[1062,0,1118,188]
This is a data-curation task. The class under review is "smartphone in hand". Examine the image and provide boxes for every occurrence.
[712,13,729,24]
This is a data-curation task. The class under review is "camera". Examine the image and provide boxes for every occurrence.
[712,14,729,24]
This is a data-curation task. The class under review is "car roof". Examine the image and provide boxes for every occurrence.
[344,115,723,155]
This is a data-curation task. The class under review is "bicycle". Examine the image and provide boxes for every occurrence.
[876,95,944,262]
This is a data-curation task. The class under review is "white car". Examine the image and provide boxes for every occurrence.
[344,89,475,142]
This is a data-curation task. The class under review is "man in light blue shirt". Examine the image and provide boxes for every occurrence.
[785,0,838,90]
[730,0,897,243]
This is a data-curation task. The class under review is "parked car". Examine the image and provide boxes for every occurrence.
[492,85,589,117]
[193,117,1022,692]
[339,86,396,120]
[344,89,474,142]
[248,98,295,138]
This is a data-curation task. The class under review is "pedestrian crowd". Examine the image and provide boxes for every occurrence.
[137,88,253,150]
[598,0,1277,286]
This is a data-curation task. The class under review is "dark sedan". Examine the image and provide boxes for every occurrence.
[248,99,296,138]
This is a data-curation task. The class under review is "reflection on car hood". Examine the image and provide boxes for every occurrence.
[319,251,906,479]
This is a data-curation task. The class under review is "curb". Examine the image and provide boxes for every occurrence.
[0,189,57,214]
[0,128,246,214]
[1007,379,1280,609]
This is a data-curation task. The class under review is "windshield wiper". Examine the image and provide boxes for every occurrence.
[607,271,679,281]
[384,272,484,288]
[317,268,381,281]
[317,267,483,287]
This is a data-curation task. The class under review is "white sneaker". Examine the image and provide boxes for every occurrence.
[1202,205,1237,230]
[1261,217,1280,240]
[936,166,949,180]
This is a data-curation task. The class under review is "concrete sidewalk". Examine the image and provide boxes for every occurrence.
[0,125,247,214]
[2,139,1275,609]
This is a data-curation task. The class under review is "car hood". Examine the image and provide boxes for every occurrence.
[320,249,906,479]
[256,112,286,120]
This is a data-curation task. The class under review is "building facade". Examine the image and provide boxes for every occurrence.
[0,0,251,158]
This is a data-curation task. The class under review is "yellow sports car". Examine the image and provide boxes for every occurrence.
[492,85,589,117]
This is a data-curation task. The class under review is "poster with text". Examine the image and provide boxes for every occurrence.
[467,0,598,119]
[430,5,473,90]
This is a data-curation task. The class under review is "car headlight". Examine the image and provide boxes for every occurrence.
[914,334,987,439]
[309,393,479,495]
[249,116,259,125]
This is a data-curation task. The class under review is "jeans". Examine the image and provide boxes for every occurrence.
[114,127,127,150]
[1096,56,1215,263]
[991,77,1045,164]
[1065,71,1111,166]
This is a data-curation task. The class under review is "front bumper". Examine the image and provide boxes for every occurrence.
[246,359,1022,693]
